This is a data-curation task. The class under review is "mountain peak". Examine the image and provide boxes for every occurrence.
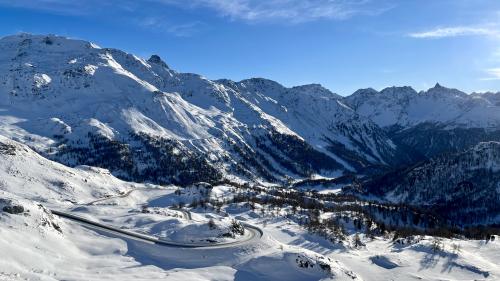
[290,84,341,99]
[0,33,101,51]
[427,82,451,92]
[351,88,379,96]
[293,83,322,89]
[239,78,285,91]
[147,54,169,69]
[380,86,417,96]
[424,83,467,98]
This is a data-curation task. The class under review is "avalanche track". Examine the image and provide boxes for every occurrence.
[51,210,263,249]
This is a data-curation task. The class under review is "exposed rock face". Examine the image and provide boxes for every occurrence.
[345,84,500,159]
[0,199,24,214]
[147,54,169,69]
[2,204,24,214]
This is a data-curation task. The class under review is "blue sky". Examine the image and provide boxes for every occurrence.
[1,0,500,95]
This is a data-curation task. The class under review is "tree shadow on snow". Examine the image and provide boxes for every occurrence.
[440,255,489,278]
[288,233,344,255]
[86,226,232,271]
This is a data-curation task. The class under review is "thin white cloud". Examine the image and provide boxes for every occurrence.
[481,68,500,81]
[150,0,393,23]
[0,0,206,36]
[0,0,395,28]
[139,17,205,37]
[0,0,393,24]
[409,26,499,39]
[167,22,205,37]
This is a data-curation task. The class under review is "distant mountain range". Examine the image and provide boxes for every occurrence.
[0,34,499,221]
[346,84,500,158]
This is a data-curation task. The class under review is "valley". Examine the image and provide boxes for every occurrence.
[0,33,499,281]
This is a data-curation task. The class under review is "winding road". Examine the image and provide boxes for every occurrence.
[51,191,263,248]
[52,210,262,248]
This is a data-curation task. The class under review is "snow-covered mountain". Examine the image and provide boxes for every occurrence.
[345,84,500,157]
[362,141,500,224]
[2,33,500,281]
[0,33,498,185]
[1,135,369,281]
[5,128,498,281]
[346,84,500,129]
[0,34,408,185]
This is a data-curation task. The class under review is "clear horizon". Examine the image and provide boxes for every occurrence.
[1,0,499,96]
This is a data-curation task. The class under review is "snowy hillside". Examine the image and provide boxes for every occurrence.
[1,135,499,280]
[1,134,499,280]
[0,34,410,185]
[0,135,149,205]
[0,136,365,281]
[2,34,498,183]
[1,33,500,281]
[346,83,500,129]
[362,141,500,224]
[346,84,500,157]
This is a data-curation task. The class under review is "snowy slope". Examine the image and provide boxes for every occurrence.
[363,141,500,224]
[0,136,361,281]
[0,34,407,185]
[2,32,500,281]
[0,105,498,281]
[346,84,500,158]
[0,135,149,205]
[219,79,404,169]
[346,84,500,129]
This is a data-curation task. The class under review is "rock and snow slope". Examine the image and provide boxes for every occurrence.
[1,34,499,182]
[346,84,500,129]
[345,84,500,158]
[1,135,499,281]
[1,33,500,280]
[0,34,411,185]
[0,135,140,205]
[0,136,360,281]
[363,141,500,224]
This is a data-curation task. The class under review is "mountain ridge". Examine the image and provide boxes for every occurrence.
[0,33,409,185]
[0,33,499,186]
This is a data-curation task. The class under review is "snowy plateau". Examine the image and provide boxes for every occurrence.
[0,34,499,281]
